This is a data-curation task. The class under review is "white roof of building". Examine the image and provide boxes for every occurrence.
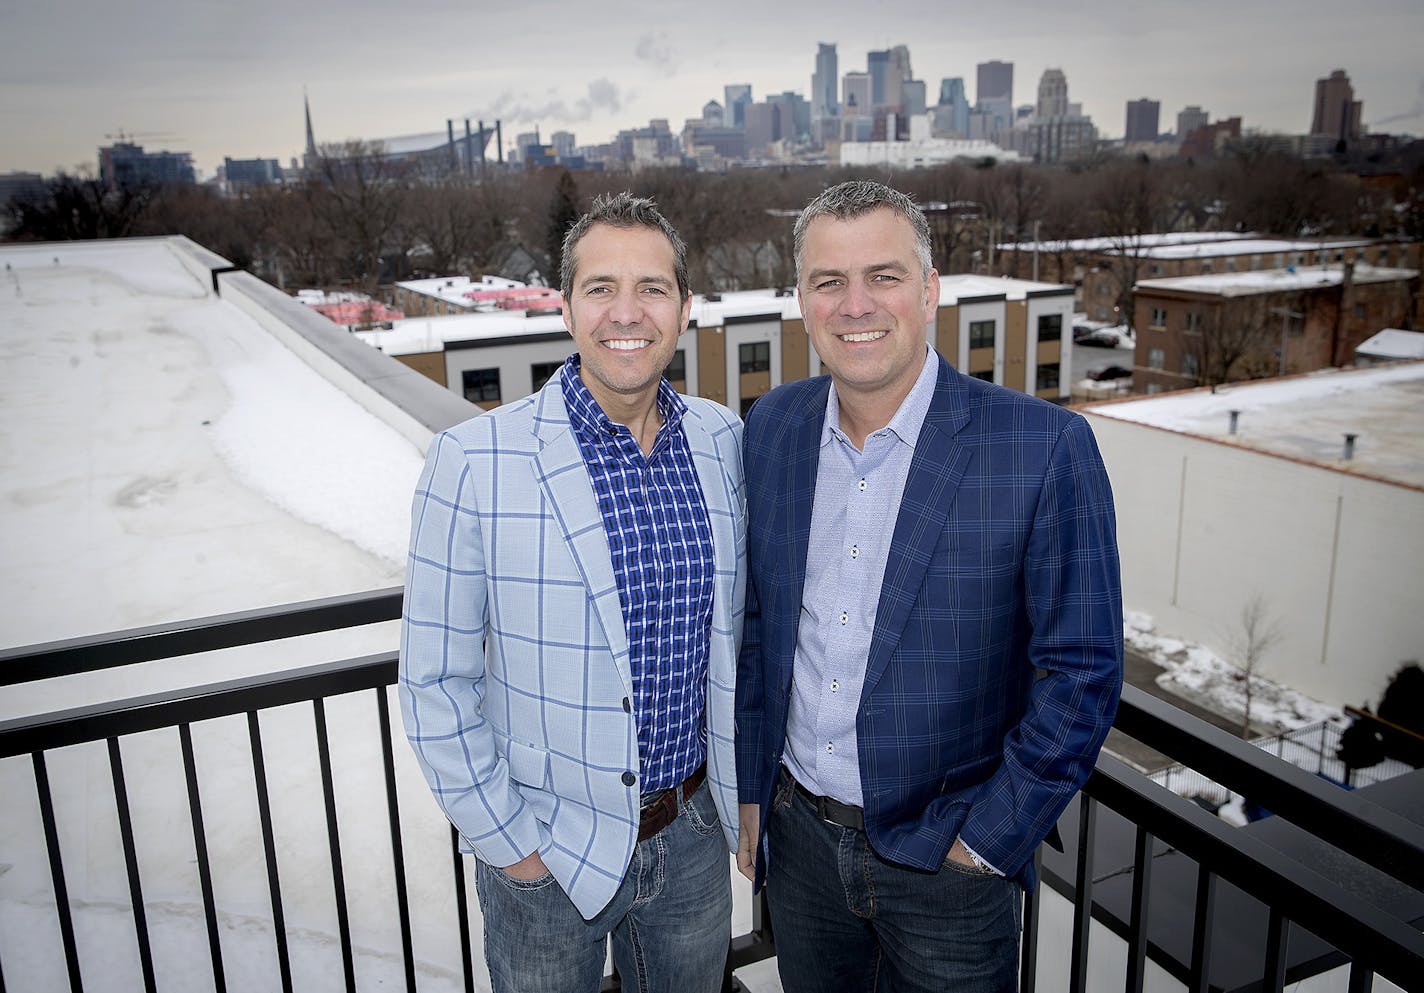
[1106,237,1376,261]
[999,232,1252,253]
[1085,362,1424,489]
[396,274,530,307]
[1357,329,1424,360]
[0,238,427,712]
[1136,264,1419,298]
[355,275,1070,357]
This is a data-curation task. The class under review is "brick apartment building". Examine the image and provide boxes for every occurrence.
[1130,262,1420,393]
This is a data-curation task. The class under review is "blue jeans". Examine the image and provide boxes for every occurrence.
[766,770,1022,993]
[475,778,732,993]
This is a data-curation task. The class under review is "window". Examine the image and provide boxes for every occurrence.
[1200,261,1214,274]
[1146,383,1164,395]
[665,350,687,385]
[1184,311,1202,332]
[971,369,995,382]
[1150,264,1163,276]
[1149,307,1168,329]
[531,361,562,392]
[1225,259,1237,272]
[1354,303,1367,319]
[740,395,760,418]
[1036,363,1060,390]
[1148,348,1165,370]
[739,341,770,374]
[1182,353,1200,378]
[462,367,502,404]
[969,320,996,350]
[1037,314,1062,343]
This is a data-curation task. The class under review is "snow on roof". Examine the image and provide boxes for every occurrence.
[396,274,530,308]
[1356,329,1424,360]
[1085,362,1424,488]
[1136,263,1419,297]
[998,231,1252,253]
[938,273,1071,302]
[1105,237,1376,261]
[0,239,427,657]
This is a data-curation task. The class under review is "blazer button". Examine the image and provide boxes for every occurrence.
[622,771,637,787]
[622,697,632,713]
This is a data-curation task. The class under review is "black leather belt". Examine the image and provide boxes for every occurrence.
[787,769,864,831]
[638,763,706,842]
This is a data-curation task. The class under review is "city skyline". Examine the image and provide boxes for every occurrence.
[2,0,1422,177]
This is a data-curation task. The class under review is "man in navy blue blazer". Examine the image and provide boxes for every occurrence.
[734,181,1122,993]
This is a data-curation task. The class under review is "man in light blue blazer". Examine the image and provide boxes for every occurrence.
[735,182,1122,993]
[402,194,745,993]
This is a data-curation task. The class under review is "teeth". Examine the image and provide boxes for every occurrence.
[604,339,650,350]
[841,331,887,342]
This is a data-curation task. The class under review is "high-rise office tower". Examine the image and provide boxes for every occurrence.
[938,77,970,136]
[724,84,753,128]
[1176,106,1209,142]
[886,45,912,109]
[1311,69,1362,142]
[902,79,927,118]
[1037,68,1068,119]
[976,60,1013,132]
[868,50,891,107]
[842,72,871,117]
[812,43,838,120]
[1125,99,1160,142]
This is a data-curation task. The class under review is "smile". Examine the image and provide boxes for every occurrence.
[840,331,888,343]
[602,339,651,351]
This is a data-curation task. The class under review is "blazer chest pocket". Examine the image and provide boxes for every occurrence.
[506,739,550,789]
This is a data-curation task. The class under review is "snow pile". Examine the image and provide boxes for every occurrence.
[1124,611,1343,732]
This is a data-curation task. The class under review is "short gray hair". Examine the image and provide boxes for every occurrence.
[793,180,934,281]
[559,192,690,300]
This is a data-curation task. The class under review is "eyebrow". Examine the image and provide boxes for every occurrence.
[578,273,677,290]
[805,261,910,282]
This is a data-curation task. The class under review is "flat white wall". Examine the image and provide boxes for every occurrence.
[1085,413,1424,708]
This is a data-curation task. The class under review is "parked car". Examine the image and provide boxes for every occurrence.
[1087,364,1133,382]
[1077,328,1123,348]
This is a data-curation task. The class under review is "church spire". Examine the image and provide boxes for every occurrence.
[303,88,317,167]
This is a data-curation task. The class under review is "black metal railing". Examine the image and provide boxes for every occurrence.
[2,594,1421,993]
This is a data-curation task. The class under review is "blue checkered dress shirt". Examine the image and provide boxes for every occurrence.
[560,356,716,793]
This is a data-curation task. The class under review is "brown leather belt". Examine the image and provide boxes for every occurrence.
[638,763,706,842]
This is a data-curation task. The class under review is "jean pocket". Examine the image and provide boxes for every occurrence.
[773,768,796,809]
[941,852,998,878]
[487,860,556,891]
[682,782,722,837]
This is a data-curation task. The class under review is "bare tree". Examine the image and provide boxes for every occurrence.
[1225,593,1285,737]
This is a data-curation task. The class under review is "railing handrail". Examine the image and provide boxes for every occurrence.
[1088,751,1424,991]
[0,587,403,687]
[1116,684,1424,892]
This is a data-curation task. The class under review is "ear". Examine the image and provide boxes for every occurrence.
[678,291,692,335]
[562,295,575,336]
[922,268,940,323]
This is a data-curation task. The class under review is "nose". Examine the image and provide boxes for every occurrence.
[608,288,642,327]
[839,279,875,320]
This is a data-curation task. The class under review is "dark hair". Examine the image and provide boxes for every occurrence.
[559,192,690,300]
[793,180,933,280]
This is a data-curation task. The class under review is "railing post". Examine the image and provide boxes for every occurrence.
[107,737,157,993]
[1125,825,1154,993]
[1069,793,1097,993]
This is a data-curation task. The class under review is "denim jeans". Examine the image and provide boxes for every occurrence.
[475,778,732,993]
[766,769,1022,993]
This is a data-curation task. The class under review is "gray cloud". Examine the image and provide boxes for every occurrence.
[1369,77,1424,127]
[634,32,678,77]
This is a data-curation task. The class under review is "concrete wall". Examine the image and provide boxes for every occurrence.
[1084,412,1424,708]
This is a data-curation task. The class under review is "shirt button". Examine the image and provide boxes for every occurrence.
[622,771,637,787]
[622,697,632,713]
[826,743,834,754]
[830,679,839,692]
[850,545,859,558]
[859,479,867,491]
[839,612,848,625]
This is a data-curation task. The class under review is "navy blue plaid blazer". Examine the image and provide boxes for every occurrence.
[735,354,1122,889]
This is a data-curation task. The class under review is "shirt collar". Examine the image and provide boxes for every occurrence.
[823,344,938,449]
[559,353,686,448]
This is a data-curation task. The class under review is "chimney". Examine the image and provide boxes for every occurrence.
[1343,433,1357,460]
[447,119,457,171]
[1228,409,1241,435]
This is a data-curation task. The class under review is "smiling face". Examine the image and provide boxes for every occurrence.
[562,222,691,414]
[797,207,939,410]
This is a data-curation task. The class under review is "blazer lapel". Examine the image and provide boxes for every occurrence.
[862,358,973,697]
[682,407,735,633]
[529,380,633,695]
[777,389,828,686]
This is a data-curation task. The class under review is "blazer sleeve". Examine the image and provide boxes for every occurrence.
[957,414,1124,875]
[399,429,544,869]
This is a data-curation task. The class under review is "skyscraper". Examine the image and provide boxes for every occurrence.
[887,45,912,109]
[867,50,891,107]
[1125,99,1161,142]
[842,72,871,117]
[938,77,970,136]
[725,84,753,128]
[1176,106,1209,142]
[811,43,838,120]
[1037,68,1068,119]
[1311,69,1362,142]
[976,60,1013,133]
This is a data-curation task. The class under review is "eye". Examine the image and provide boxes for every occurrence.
[814,278,843,290]
[641,285,668,296]
[872,273,901,284]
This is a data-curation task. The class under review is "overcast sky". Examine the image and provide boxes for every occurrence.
[2,0,1421,178]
